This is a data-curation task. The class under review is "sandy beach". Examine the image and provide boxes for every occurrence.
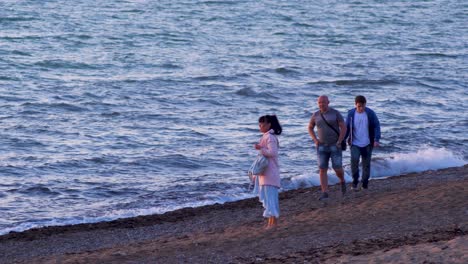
[1,165,466,263]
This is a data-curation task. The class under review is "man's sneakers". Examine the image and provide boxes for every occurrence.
[351,184,369,192]
[319,183,347,200]
[351,184,362,192]
[318,192,329,200]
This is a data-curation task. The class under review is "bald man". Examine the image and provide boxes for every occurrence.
[308,95,347,200]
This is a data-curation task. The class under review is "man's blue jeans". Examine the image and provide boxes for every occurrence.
[350,144,373,188]
[317,144,342,170]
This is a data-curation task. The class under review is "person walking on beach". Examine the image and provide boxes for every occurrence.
[345,95,381,190]
[308,95,347,200]
[254,115,282,229]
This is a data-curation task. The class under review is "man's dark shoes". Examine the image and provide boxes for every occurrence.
[318,192,329,200]
[351,184,361,192]
[341,182,347,195]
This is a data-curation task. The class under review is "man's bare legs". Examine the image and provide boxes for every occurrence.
[334,167,345,183]
[334,167,347,195]
[319,168,329,192]
[319,167,346,200]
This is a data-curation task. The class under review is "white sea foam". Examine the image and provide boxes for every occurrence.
[371,147,466,178]
[287,173,322,189]
[0,187,255,236]
[286,147,466,189]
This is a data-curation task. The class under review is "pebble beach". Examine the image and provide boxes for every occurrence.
[1,165,466,263]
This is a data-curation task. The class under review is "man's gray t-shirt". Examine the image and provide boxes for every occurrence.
[310,107,344,145]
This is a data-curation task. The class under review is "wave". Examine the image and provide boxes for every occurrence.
[195,98,228,106]
[11,50,32,56]
[200,0,240,5]
[416,81,443,90]
[192,75,224,81]
[20,102,88,112]
[235,87,257,96]
[121,9,145,14]
[286,147,466,189]
[100,112,121,117]
[274,67,300,75]
[412,53,459,58]
[0,35,43,41]
[0,17,37,23]
[17,185,60,196]
[307,79,399,86]
[292,22,314,28]
[0,185,252,236]
[42,154,208,171]
[153,154,207,169]
[159,63,183,70]
[369,147,466,178]
[72,34,93,40]
[34,60,98,70]
[235,87,278,98]
[6,137,46,148]
[0,76,20,81]
[378,98,443,108]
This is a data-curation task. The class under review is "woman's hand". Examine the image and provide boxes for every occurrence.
[254,144,262,150]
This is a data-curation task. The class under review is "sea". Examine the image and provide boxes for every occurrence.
[0,0,466,235]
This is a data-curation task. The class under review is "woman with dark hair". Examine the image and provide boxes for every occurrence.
[254,115,282,229]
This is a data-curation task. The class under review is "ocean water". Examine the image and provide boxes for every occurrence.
[0,0,466,235]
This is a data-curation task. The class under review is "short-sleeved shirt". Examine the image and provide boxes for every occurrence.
[310,107,344,145]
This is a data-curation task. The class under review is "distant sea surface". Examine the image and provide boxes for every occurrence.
[0,0,466,235]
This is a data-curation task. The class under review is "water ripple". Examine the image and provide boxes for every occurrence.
[0,0,466,235]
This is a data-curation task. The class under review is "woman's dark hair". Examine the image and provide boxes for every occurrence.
[258,115,282,135]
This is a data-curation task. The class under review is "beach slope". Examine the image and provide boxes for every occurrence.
[1,165,467,263]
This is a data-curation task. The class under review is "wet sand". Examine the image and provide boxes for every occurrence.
[1,165,467,263]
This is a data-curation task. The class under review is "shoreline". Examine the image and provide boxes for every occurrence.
[1,165,467,263]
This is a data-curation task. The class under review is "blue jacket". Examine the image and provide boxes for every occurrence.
[344,107,381,146]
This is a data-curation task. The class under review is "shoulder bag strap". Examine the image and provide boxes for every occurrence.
[319,112,340,136]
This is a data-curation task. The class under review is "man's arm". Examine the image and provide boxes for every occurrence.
[373,111,381,147]
[344,110,351,144]
[308,116,319,146]
[337,120,347,145]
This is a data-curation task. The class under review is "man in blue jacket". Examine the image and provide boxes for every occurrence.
[344,95,381,190]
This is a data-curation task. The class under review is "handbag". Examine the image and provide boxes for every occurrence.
[319,112,347,151]
[248,154,269,178]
